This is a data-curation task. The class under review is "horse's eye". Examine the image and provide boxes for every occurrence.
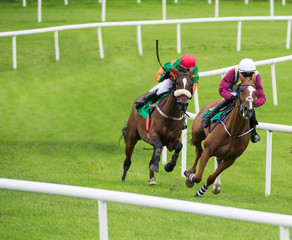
[240,89,244,93]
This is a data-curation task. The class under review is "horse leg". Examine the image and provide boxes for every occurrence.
[121,121,140,182]
[185,146,207,188]
[184,135,204,187]
[212,157,223,194]
[149,136,163,172]
[164,140,182,172]
[148,150,158,185]
[194,158,236,197]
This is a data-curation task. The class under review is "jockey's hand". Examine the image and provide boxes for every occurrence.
[230,95,238,101]
[162,70,171,80]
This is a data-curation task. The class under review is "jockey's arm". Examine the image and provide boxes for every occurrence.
[254,75,266,107]
[219,69,235,100]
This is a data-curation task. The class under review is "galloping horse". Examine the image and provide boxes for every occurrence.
[122,66,194,184]
[185,74,257,197]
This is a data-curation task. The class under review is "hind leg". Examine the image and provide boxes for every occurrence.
[164,140,182,172]
[122,118,140,182]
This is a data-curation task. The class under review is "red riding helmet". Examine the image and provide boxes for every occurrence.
[179,53,196,69]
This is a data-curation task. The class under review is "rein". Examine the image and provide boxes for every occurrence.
[154,72,191,121]
[220,83,256,138]
[221,120,254,138]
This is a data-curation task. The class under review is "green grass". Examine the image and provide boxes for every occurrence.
[0,0,292,239]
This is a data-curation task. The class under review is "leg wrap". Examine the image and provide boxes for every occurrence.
[195,184,208,197]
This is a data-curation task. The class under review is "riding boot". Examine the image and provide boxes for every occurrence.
[202,99,231,128]
[250,111,260,143]
[135,90,158,109]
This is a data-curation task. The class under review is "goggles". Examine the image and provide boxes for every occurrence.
[241,72,254,78]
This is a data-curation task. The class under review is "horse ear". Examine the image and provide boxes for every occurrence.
[251,73,256,83]
[171,65,179,76]
[239,72,246,83]
[188,66,194,76]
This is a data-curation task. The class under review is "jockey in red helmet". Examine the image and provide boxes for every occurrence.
[135,53,199,110]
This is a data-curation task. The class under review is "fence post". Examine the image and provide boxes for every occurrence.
[98,200,108,240]
[101,0,106,22]
[177,23,181,54]
[137,25,143,56]
[38,0,42,23]
[286,20,291,50]
[279,226,290,240]
[181,118,187,177]
[271,63,278,106]
[54,31,60,61]
[12,36,17,69]
[162,147,167,164]
[265,130,272,197]
[97,27,104,59]
[22,0,26,7]
[215,0,219,18]
[245,0,248,5]
[237,21,242,51]
[270,0,274,18]
[162,0,166,20]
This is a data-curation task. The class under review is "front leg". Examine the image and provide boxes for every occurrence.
[149,136,163,172]
[164,140,182,172]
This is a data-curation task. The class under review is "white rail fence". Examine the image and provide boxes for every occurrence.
[21,0,288,22]
[0,178,291,240]
[1,16,292,69]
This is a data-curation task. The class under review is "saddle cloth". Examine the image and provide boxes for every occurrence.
[137,93,168,119]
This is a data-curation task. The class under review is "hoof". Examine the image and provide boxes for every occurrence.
[185,178,194,188]
[148,177,156,185]
[194,193,202,198]
[164,162,176,172]
[150,164,159,172]
[212,185,221,194]
[184,169,189,177]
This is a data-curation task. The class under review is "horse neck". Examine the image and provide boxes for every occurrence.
[226,105,249,136]
[159,92,181,117]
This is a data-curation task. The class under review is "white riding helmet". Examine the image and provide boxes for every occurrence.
[238,58,256,72]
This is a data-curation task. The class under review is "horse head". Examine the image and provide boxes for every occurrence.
[238,73,257,119]
[171,65,194,113]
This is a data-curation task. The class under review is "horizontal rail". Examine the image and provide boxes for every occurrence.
[1,16,292,37]
[1,178,292,228]
[199,55,292,77]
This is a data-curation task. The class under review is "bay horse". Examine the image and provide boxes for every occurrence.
[185,74,257,197]
[121,66,194,185]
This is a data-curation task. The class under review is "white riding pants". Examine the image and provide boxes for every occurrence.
[150,78,173,95]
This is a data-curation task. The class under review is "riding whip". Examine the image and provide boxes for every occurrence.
[156,40,167,72]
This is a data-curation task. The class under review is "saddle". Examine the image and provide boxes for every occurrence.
[202,101,236,132]
[137,93,169,119]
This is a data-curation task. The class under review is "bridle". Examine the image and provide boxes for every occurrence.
[237,83,256,111]
[154,72,192,121]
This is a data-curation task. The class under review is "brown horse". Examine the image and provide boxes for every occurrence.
[185,74,257,197]
[122,66,194,184]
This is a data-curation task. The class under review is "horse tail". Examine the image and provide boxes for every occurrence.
[118,125,127,146]
[121,126,127,143]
